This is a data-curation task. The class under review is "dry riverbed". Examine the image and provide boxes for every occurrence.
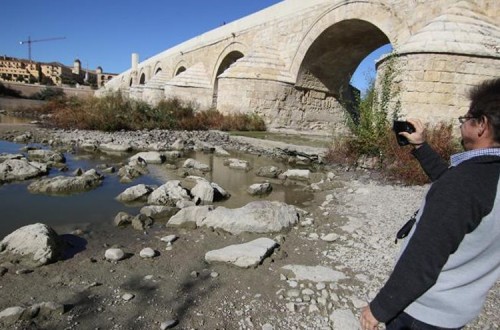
[0,123,498,330]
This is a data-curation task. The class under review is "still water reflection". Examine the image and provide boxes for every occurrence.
[0,140,313,238]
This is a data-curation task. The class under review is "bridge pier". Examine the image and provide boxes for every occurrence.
[217,78,348,135]
[380,52,500,124]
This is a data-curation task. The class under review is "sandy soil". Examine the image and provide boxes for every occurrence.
[0,123,498,330]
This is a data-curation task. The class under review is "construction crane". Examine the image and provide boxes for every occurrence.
[19,36,66,62]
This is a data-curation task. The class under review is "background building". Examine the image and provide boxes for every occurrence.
[0,56,117,88]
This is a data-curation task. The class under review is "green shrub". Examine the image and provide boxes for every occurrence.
[32,87,65,100]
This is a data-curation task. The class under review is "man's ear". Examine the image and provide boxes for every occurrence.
[478,115,490,137]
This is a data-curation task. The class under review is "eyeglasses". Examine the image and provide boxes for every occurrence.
[458,116,476,124]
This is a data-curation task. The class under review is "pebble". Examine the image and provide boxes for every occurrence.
[122,293,135,301]
[321,233,339,242]
[140,247,156,258]
[160,319,178,329]
[286,289,300,298]
[316,282,326,290]
[160,235,178,243]
[104,248,125,261]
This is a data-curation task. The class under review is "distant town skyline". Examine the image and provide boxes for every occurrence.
[1,0,391,92]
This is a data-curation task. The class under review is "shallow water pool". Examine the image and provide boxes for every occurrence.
[0,140,313,238]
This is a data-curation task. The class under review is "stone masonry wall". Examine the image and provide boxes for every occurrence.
[163,85,213,110]
[217,77,346,135]
[380,54,500,124]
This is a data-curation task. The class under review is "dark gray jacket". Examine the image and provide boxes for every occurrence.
[370,143,500,327]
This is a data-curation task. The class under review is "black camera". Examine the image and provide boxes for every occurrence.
[393,120,415,146]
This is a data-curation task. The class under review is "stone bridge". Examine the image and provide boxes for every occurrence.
[100,0,500,135]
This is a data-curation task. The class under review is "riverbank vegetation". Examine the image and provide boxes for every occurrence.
[327,55,461,185]
[40,92,266,132]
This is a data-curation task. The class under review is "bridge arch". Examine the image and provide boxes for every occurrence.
[212,42,247,108]
[173,60,188,77]
[139,72,146,85]
[152,61,163,75]
[211,42,247,86]
[290,1,409,94]
[175,66,186,76]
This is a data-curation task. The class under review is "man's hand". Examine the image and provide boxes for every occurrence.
[400,118,426,146]
[360,305,380,330]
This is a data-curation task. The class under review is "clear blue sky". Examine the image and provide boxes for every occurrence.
[0,0,390,92]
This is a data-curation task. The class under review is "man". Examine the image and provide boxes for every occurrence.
[360,77,500,330]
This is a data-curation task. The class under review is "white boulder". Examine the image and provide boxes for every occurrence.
[147,180,192,206]
[130,152,165,164]
[0,223,63,266]
[116,184,154,203]
[205,237,278,268]
[198,201,298,234]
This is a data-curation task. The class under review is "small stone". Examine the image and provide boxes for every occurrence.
[210,272,219,278]
[105,248,125,261]
[139,248,156,258]
[300,218,314,226]
[160,235,178,244]
[285,302,296,312]
[309,304,320,313]
[0,306,25,323]
[351,296,367,309]
[122,293,134,301]
[301,288,314,296]
[262,323,274,330]
[190,271,199,278]
[308,233,319,240]
[321,233,340,242]
[316,282,326,290]
[160,319,178,329]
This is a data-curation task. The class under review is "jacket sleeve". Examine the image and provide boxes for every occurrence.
[369,168,486,323]
[411,143,449,181]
